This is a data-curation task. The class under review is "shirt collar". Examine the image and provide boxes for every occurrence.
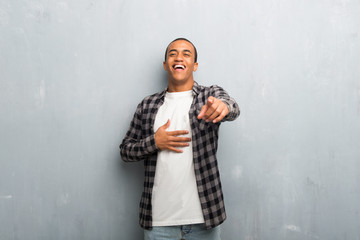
[192,81,200,95]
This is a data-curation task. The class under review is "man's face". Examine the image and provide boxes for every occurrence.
[163,40,198,84]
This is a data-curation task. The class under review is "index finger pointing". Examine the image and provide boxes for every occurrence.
[197,105,208,119]
[207,96,215,106]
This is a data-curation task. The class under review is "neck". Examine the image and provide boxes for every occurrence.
[167,79,194,92]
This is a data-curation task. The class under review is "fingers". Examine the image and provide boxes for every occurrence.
[198,97,219,120]
[207,108,222,121]
[168,147,184,153]
[169,141,190,147]
[168,130,189,136]
[161,120,189,136]
[207,96,214,105]
[197,96,214,119]
[197,104,208,119]
[203,101,220,120]
[170,136,191,142]
[155,119,192,153]
[162,137,191,153]
[197,97,229,123]
[213,110,228,123]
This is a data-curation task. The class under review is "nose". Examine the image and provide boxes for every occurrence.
[175,54,183,62]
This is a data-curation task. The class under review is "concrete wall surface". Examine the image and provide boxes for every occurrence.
[1,0,360,239]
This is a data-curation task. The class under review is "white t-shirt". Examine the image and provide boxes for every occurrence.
[152,90,205,226]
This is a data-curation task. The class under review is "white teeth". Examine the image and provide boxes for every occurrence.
[174,65,185,69]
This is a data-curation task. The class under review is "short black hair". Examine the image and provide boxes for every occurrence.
[164,38,198,63]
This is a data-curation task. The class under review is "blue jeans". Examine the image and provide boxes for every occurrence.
[144,224,221,240]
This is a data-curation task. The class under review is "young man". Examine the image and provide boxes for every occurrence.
[120,38,240,240]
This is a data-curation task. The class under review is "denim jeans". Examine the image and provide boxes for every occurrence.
[144,224,221,240]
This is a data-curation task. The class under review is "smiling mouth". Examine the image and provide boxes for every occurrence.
[173,64,185,70]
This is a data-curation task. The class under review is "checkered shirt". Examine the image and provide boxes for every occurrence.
[120,81,240,230]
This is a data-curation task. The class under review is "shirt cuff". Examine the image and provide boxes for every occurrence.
[219,99,233,122]
[145,134,159,153]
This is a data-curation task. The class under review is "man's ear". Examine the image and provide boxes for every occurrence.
[193,62,198,72]
[163,61,167,71]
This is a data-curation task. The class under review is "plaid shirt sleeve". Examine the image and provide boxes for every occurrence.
[119,100,158,162]
[210,85,240,122]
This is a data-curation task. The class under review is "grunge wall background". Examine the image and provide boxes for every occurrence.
[1,0,359,239]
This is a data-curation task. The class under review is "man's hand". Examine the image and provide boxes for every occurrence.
[197,96,229,123]
[155,119,191,153]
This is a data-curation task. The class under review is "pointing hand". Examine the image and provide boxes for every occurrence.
[197,96,229,123]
